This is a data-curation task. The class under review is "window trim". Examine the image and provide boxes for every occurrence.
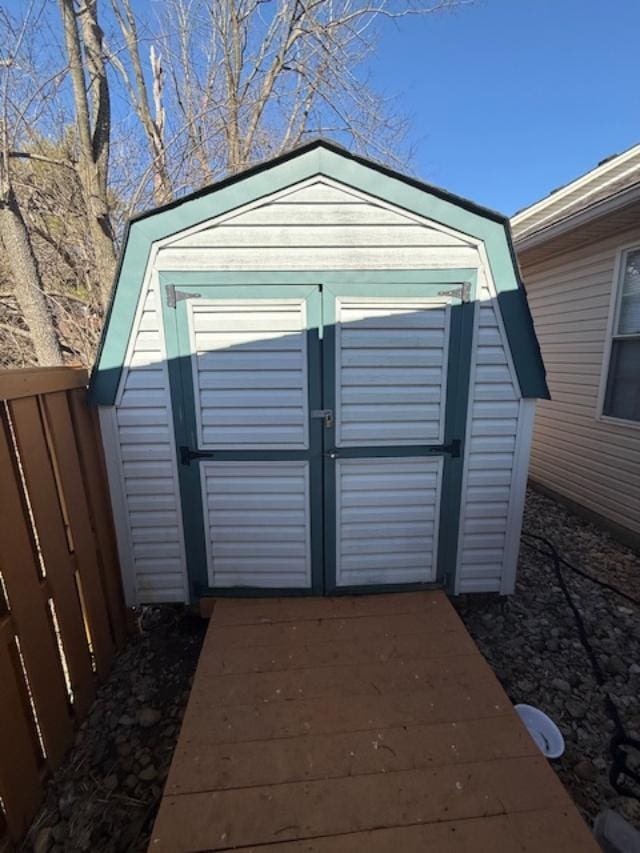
[596,242,640,429]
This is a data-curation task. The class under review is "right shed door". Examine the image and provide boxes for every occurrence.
[322,284,469,591]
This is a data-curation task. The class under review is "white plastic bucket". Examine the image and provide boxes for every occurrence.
[515,703,565,759]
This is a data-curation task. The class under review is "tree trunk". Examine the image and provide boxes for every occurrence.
[0,186,63,365]
[59,0,116,309]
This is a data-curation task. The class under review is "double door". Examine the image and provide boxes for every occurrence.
[163,273,472,596]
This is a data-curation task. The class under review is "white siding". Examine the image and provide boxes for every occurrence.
[189,299,309,449]
[456,275,522,594]
[335,298,449,446]
[107,176,528,602]
[336,457,442,587]
[111,288,188,603]
[520,226,640,538]
[202,461,311,588]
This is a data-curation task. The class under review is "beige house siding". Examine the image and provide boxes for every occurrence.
[520,225,640,540]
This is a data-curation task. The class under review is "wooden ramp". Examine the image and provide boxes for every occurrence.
[149,592,596,852]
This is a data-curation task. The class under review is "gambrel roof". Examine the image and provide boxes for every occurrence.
[91,139,549,403]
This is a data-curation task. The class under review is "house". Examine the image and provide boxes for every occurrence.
[90,140,548,605]
[512,143,640,549]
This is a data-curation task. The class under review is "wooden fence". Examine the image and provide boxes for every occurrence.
[0,367,127,848]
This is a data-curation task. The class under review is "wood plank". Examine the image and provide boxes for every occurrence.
[0,413,73,766]
[191,653,499,707]
[183,676,510,745]
[166,714,537,796]
[9,397,95,717]
[223,809,599,852]
[208,589,450,625]
[0,642,42,842]
[207,609,463,650]
[68,390,126,649]
[0,367,87,401]
[150,756,580,851]
[197,626,479,676]
[42,392,114,677]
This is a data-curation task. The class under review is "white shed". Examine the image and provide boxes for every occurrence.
[90,141,548,605]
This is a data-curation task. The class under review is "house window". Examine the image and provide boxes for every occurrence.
[603,247,640,423]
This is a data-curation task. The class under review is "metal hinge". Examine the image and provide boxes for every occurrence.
[437,282,471,302]
[179,445,214,465]
[166,285,202,309]
[442,438,461,458]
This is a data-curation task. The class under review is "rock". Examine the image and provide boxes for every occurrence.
[119,713,135,727]
[565,700,587,720]
[33,826,54,853]
[51,822,68,844]
[574,759,597,782]
[138,764,158,782]
[104,773,118,792]
[551,677,571,694]
[629,663,640,675]
[137,707,161,728]
[606,656,627,676]
[594,808,640,853]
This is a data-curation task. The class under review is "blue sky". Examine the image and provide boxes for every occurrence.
[373,0,640,215]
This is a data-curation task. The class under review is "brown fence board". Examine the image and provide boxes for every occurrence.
[0,642,43,842]
[42,392,114,677]
[68,390,126,649]
[9,396,96,717]
[0,367,88,401]
[0,414,73,767]
[0,368,127,849]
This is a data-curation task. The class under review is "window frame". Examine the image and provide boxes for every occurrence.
[597,242,640,428]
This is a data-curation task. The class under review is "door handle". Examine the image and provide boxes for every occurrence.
[311,409,334,429]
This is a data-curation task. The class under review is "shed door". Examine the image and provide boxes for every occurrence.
[164,278,469,597]
[322,285,465,592]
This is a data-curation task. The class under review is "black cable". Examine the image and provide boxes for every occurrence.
[523,531,640,608]
[520,531,640,800]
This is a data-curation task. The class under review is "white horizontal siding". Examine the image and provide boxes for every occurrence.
[336,457,442,587]
[107,288,189,604]
[335,298,449,447]
[457,274,522,595]
[190,299,309,449]
[521,225,640,537]
[202,461,311,588]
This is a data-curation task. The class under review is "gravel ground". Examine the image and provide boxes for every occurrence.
[22,487,640,851]
[456,487,640,831]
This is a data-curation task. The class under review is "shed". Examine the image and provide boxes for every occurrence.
[512,142,640,549]
[90,141,548,605]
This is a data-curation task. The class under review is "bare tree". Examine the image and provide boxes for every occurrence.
[59,0,116,307]
[146,0,466,191]
[0,4,62,365]
[110,0,172,205]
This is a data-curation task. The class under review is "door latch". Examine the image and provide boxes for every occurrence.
[311,409,334,428]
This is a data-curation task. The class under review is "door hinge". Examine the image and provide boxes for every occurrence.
[437,282,471,302]
[166,285,202,309]
[179,445,213,465]
[442,438,461,458]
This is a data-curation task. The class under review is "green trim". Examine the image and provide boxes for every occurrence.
[90,143,547,404]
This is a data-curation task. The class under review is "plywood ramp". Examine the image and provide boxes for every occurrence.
[149,592,596,852]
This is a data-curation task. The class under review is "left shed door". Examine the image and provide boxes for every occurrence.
[164,285,323,596]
